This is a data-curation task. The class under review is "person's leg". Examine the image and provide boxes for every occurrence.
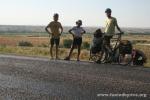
[50,38,54,59]
[68,45,75,59]
[104,36,112,54]
[56,45,59,59]
[55,38,60,59]
[68,38,77,58]
[107,36,112,53]
[77,45,81,61]
[64,38,76,60]
[103,36,113,63]
[50,45,54,58]
[77,38,82,61]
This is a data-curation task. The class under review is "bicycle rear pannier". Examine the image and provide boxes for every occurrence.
[119,40,133,55]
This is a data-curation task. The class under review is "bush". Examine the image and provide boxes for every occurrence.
[63,39,73,48]
[82,41,90,50]
[38,43,48,47]
[132,40,137,45]
[18,41,33,47]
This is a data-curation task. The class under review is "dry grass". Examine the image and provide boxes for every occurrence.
[0,35,150,67]
[0,46,90,61]
[134,45,150,67]
[0,36,49,46]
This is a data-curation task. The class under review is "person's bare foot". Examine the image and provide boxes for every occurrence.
[56,57,60,60]
[77,58,80,62]
[64,57,70,61]
[50,57,54,60]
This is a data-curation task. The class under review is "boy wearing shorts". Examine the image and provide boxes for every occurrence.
[45,13,63,59]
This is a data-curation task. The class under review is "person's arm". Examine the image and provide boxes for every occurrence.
[69,28,75,38]
[45,23,51,34]
[80,27,86,35]
[81,29,86,34]
[115,19,123,33]
[69,28,73,34]
[60,23,63,34]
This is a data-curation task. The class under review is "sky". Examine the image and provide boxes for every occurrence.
[0,0,149,28]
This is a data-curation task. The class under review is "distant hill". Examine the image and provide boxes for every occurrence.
[0,25,150,35]
[0,25,98,34]
[0,25,45,33]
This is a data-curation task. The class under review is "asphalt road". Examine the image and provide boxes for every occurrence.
[0,54,149,100]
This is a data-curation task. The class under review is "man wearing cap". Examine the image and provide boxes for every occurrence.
[104,8,123,53]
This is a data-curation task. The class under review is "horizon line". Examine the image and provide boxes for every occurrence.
[0,24,150,29]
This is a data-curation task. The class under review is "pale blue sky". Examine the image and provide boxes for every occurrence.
[0,0,149,28]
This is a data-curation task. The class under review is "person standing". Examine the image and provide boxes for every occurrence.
[45,13,63,60]
[65,20,86,61]
[104,8,123,53]
[96,8,123,63]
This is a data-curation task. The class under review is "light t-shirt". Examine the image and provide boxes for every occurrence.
[71,26,85,38]
[48,21,62,38]
[104,17,117,36]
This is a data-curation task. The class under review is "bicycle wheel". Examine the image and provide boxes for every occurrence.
[89,49,93,61]
[90,51,102,62]
[99,49,109,63]
[118,54,123,64]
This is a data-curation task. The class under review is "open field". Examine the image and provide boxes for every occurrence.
[1,34,150,46]
[0,34,150,67]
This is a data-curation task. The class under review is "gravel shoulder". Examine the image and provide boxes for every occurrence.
[0,54,149,100]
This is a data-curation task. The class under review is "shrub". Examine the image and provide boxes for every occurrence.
[39,43,48,47]
[82,41,90,50]
[18,41,33,47]
[63,39,73,48]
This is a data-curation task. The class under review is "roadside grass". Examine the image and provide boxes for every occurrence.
[0,34,150,67]
[0,46,90,61]
[0,45,149,67]
[134,45,150,67]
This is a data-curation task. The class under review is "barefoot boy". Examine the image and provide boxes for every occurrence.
[45,13,63,59]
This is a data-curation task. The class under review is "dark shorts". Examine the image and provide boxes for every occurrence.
[73,38,82,46]
[50,38,60,46]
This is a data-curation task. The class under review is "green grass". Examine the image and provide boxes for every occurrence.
[0,43,150,68]
[0,46,90,60]
[0,46,50,57]
[0,34,149,68]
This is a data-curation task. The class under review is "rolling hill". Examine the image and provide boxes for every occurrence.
[0,25,150,35]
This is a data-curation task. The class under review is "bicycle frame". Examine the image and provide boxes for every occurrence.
[112,33,122,51]
[100,33,123,63]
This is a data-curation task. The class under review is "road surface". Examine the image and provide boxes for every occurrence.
[0,54,149,100]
